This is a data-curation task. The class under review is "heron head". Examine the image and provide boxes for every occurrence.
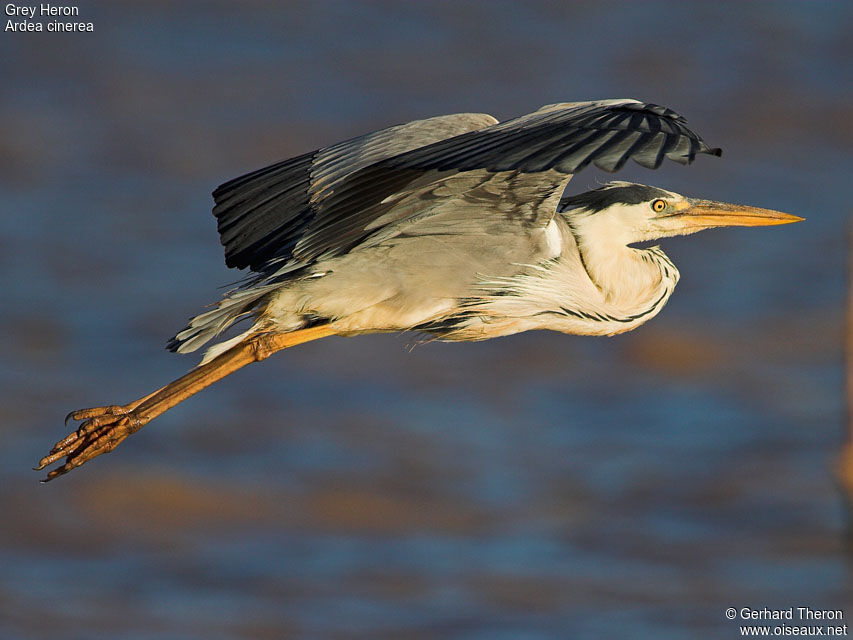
[559,181,802,245]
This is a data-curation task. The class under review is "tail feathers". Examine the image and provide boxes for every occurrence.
[197,327,259,365]
[166,286,275,354]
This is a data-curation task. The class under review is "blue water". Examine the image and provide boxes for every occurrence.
[1,1,851,638]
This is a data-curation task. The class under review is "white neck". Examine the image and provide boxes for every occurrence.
[574,228,666,304]
[554,212,681,334]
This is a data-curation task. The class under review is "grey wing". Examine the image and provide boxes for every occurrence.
[213,112,499,271]
[381,99,721,173]
[216,99,720,276]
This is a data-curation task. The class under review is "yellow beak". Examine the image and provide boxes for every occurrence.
[676,198,804,228]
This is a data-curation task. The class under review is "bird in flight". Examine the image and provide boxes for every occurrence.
[36,99,802,480]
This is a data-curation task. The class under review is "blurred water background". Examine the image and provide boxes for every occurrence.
[1,1,851,638]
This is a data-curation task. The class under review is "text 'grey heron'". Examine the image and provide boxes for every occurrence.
[37,99,802,480]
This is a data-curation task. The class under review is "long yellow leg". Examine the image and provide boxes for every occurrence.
[36,325,336,481]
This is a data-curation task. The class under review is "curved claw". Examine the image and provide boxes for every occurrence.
[37,404,144,481]
[40,430,125,482]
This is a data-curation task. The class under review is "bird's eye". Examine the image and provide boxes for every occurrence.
[651,199,667,213]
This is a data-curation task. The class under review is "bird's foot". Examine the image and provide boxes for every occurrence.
[35,404,148,481]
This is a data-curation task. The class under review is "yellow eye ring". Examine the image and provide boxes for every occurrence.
[651,199,667,213]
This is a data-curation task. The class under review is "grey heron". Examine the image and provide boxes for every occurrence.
[37,99,802,480]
